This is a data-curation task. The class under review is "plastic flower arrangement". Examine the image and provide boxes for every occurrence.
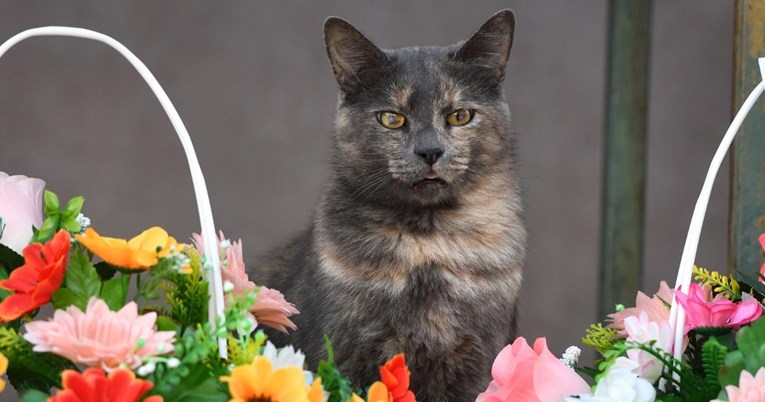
[0,171,419,402]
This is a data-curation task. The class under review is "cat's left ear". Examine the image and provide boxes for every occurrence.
[455,9,516,85]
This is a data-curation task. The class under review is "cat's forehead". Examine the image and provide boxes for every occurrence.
[382,46,467,109]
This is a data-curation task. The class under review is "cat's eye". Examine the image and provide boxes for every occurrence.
[446,109,474,127]
[377,112,407,129]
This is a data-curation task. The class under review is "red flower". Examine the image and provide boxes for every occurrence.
[0,230,70,322]
[380,354,416,402]
[49,368,162,402]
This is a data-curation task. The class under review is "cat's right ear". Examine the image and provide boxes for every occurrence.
[324,17,387,95]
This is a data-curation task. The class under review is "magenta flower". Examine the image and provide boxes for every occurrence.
[476,337,590,402]
[0,172,45,254]
[192,231,298,333]
[609,281,673,336]
[759,234,765,284]
[23,297,175,370]
[675,283,762,333]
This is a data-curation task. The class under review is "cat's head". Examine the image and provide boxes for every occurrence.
[324,10,516,208]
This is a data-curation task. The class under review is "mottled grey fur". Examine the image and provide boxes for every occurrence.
[250,10,525,401]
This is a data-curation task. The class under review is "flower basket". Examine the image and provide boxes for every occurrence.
[0,27,418,402]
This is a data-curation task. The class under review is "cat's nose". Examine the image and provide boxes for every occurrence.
[415,146,444,166]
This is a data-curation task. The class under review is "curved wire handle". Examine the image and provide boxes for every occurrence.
[0,26,227,358]
[668,58,765,368]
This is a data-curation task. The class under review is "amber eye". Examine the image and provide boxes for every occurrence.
[446,109,474,126]
[377,112,407,129]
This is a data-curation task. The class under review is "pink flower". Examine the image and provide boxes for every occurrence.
[23,297,175,370]
[253,286,299,333]
[623,312,674,383]
[675,283,762,333]
[0,172,45,254]
[609,281,673,336]
[192,231,298,333]
[712,367,765,402]
[476,337,590,402]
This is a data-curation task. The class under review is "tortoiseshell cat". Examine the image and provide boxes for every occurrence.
[251,10,525,401]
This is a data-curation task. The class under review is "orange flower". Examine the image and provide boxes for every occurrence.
[352,382,392,402]
[380,354,416,402]
[75,227,181,269]
[0,230,70,322]
[48,368,162,402]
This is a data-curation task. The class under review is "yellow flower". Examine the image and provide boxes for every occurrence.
[351,382,392,402]
[0,352,7,393]
[75,227,182,269]
[221,356,323,402]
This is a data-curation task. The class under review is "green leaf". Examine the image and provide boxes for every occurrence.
[43,190,60,217]
[32,217,58,244]
[100,275,129,310]
[59,217,80,233]
[0,327,76,392]
[693,326,731,337]
[62,196,84,218]
[156,315,179,332]
[317,336,353,402]
[50,288,80,310]
[701,337,727,397]
[735,268,765,299]
[18,390,50,402]
[153,364,228,402]
[0,243,24,272]
[63,248,102,309]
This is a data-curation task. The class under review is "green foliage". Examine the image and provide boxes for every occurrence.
[165,249,208,329]
[32,191,84,243]
[0,243,24,273]
[317,336,354,402]
[693,266,741,300]
[100,274,130,310]
[719,316,765,390]
[146,325,227,401]
[0,327,76,393]
[227,331,267,366]
[701,337,727,397]
[582,323,619,355]
[18,390,49,402]
[52,247,100,310]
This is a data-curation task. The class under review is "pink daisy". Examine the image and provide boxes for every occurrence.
[192,231,299,333]
[23,297,175,370]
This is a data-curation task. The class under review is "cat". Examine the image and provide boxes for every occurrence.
[250,10,526,402]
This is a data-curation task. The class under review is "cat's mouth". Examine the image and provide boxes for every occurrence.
[412,172,447,189]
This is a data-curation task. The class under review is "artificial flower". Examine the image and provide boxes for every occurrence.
[24,297,175,370]
[609,281,673,336]
[380,354,415,402]
[566,357,655,402]
[262,341,306,370]
[0,230,70,322]
[675,283,762,333]
[0,352,7,393]
[48,368,162,402]
[352,382,392,402]
[253,286,299,333]
[220,356,322,402]
[0,171,45,254]
[476,337,590,402]
[192,232,299,333]
[712,367,765,402]
[75,226,181,269]
[623,312,673,383]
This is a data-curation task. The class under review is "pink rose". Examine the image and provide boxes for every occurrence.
[0,172,45,254]
[609,281,673,336]
[477,337,590,402]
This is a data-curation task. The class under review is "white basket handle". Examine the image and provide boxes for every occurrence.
[668,57,765,365]
[0,26,227,358]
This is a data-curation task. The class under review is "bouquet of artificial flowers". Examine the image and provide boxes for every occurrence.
[0,171,418,402]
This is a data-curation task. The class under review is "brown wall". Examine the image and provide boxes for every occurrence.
[0,1,733,397]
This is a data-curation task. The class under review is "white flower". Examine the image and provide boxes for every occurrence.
[623,312,673,383]
[76,213,91,232]
[223,280,235,293]
[261,341,306,370]
[560,346,581,369]
[566,357,656,402]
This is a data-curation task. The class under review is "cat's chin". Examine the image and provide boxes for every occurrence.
[412,177,447,189]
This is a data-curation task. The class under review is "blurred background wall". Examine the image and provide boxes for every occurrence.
[0,0,734,396]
